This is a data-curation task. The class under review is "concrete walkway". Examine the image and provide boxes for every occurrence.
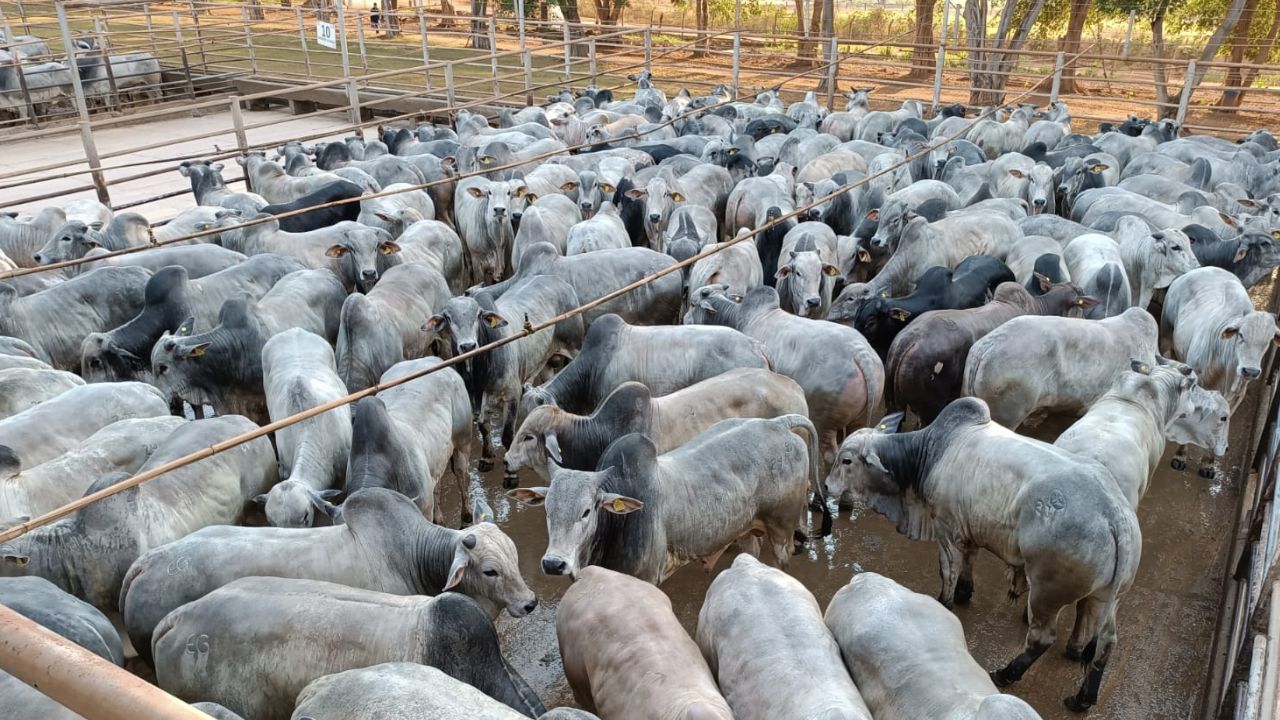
[0,106,357,222]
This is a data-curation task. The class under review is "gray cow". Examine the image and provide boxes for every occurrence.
[824,571,1042,720]
[964,306,1160,429]
[292,664,600,720]
[237,152,347,204]
[0,207,65,269]
[1161,266,1278,412]
[0,266,150,370]
[346,357,472,525]
[697,553,873,720]
[825,398,1140,713]
[511,415,825,584]
[322,224,409,293]
[34,213,151,265]
[426,276,583,465]
[337,263,451,392]
[153,577,546,720]
[1055,360,1229,506]
[484,242,682,327]
[394,219,469,294]
[121,488,535,665]
[0,366,82,420]
[517,313,770,425]
[455,176,527,284]
[0,416,184,521]
[505,368,808,482]
[0,416,277,611]
[0,577,126,720]
[686,285,883,467]
[557,566,734,720]
[0,381,168,471]
[259,329,352,528]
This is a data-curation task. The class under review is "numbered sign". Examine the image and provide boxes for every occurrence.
[316,20,337,49]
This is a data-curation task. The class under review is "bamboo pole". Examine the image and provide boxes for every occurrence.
[0,604,213,720]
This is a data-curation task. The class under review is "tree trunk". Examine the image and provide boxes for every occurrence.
[804,0,825,65]
[384,0,401,35]
[1162,0,1248,116]
[965,0,1049,105]
[1151,0,1170,112]
[594,0,619,24]
[562,0,589,58]
[795,0,811,61]
[248,0,264,21]
[908,0,935,79]
[696,0,709,57]
[1057,0,1091,95]
[468,0,488,47]
[1220,0,1267,106]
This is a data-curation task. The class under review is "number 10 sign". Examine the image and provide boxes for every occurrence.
[316,20,337,49]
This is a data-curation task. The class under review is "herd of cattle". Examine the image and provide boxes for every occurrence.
[0,30,163,122]
[1,73,1279,719]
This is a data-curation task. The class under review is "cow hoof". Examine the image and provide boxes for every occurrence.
[989,669,1018,688]
[1065,646,1083,662]
[1199,466,1216,479]
[808,496,826,513]
[502,474,519,489]
[477,458,494,473]
[1063,695,1092,713]
[935,594,954,610]
[1170,457,1187,471]
[837,496,855,512]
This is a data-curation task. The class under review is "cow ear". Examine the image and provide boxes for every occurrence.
[443,544,469,590]
[466,186,488,198]
[775,265,792,279]
[380,241,401,255]
[1273,327,1280,347]
[1034,272,1052,292]
[865,208,880,221]
[83,238,103,249]
[1008,169,1025,179]
[1234,246,1249,263]
[211,162,224,172]
[373,211,398,224]
[513,185,528,198]
[857,248,872,263]
[1219,212,1239,228]
[1076,295,1099,308]
[624,188,647,199]
[177,164,191,177]
[506,487,548,506]
[1130,358,1152,375]
[325,244,348,258]
[253,493,269,505]
[1221,324,1240,339]
[542,430,564,463]
[823,264,841,277]
[182,342,211,359]
[668,191,686,202]
[524,192,539,204]
[422,314,447,333]
[599,493,644,514]
[600,182,615,194]
[482,311,508,329]
[862,450,889,474]
[876,412,906,433]
[888,307,911,323]
[175,317,197,337]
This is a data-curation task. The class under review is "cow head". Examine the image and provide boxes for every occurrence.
[256,482,341,529]
[507,464,642,579]
[445,523,539,617]
[34,220,103,265]
[776,246,840,318]
[326,226,397,293]
[423,295,506,356]
[504,406,564,481]
[1220,310,1280,380]
[825,427,898,502]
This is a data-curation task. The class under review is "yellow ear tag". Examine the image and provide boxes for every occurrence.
[612,499,626,512]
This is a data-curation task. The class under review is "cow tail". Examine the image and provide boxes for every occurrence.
[776,414,831,538]
[1083,514,1139,669]
[962,342,986,397]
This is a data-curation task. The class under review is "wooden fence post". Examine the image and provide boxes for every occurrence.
[230,95,248,150]
[96,31,121,112]
[589,38,596,83]
[563,21,570,78]
[445,60,455,109]
[79,122,110,205]
[55,0,92,123]
[356,12,369,74]
[416,1,431,88]
[488,17,499,97]
[644,26,651,72]
[296,8,311,77]
[931,45,945,111]
[825,35,837,110]
[732,32,740,93]
[1050,50,1064,103]
[143,3,158,54]
[1176,60,1196,125]
[171,12,196,100]
[523,49,533,105]
[11,53,38,127]
[1122,10,1135,60]
[188,0,208,72]
[242,6,259,75]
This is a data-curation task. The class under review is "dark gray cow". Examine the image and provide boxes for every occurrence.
[337,263,451,392]
[0,207,65,269]
[33,213,151,265]
[81,256,304,384]
[511,415,825,584]
[825,398,1140,713]
[0,416,277,611]
[121,488,535,664]
[0,577,125,720]
[153,577,546,720]
[517,313,770,425]
[0,266,150,370]
[697,554,873,720]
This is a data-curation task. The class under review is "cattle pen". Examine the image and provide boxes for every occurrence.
[3,1,1280,719]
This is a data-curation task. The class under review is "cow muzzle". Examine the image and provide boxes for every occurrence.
[541,556,569,575]
[458,341,477,353]
[492,207,507,218]
[509,597,539,617]
[1241,366,1262,379]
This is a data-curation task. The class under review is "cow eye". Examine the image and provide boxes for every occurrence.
[522,434,534,443]
[89,358,101,369]
[581,508,591,519]
[156,364,169,375]
[840,457,852,465]
[483,569,499,577]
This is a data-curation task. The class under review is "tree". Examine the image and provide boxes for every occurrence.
[468,0,489,48]
[1220,0,1280,107]
[795,0,812,61]
[909,0,937,79]
[1057,0,1091,94]
[592,0,626,24]
[963,0,1052,106]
